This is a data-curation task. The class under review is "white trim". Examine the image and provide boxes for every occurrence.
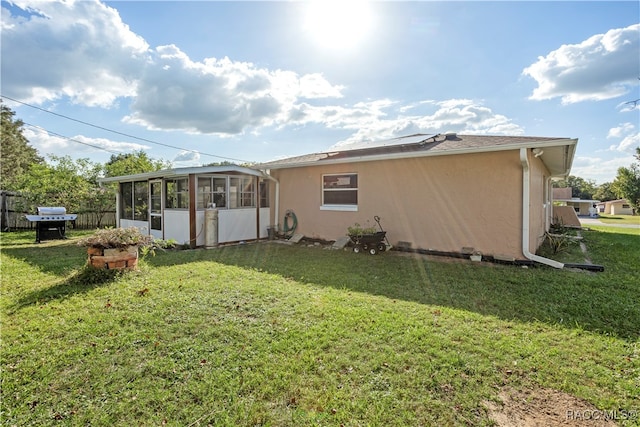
[99,165,267,184]
[320,205,358,212]
[322,172,358,208]
[520,148,564,269]
[262,139,578,172]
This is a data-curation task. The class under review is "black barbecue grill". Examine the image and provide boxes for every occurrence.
[25,207,77,243]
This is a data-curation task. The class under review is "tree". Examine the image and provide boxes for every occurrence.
[15,156,98,213]
[0,102,43,190]
[611,147,640,214]
[553,175,597,199]
[593,182,616,202]
[104,150,170,177]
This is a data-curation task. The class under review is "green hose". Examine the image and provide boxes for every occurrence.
[283,210,298,237]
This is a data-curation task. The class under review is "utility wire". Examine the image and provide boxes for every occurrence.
[23,122,122,155]
[1,95,252,164]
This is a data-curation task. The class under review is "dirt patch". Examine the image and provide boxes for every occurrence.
[486,387,620,426]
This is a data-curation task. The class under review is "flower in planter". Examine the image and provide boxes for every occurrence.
[347,222,377,236]
[79,227,153,271]
[77,227,153,249]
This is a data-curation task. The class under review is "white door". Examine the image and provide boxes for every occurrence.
[149,180,163,239]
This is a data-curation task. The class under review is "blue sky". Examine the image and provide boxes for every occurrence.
[1,1,638,184]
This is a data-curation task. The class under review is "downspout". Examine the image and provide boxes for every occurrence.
[544,176,551,231]
[261,170,280,233]
[108,182,121,229]
[520,148,564,269]
[255,175,260,240]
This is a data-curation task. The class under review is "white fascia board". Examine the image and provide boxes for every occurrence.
[261,138,579,170]
[98,165,266,184]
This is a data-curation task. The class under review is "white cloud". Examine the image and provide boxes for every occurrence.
[523,24,640,104]
[173,151,200,163]
[23,126,149,155]
[607,122,635,139]
[125,46,345,135]
[2,1,345,135]
[1,0,148,107]
[606,122,640,153]
[571,154,637,184]
[298,73,344,99]
[2,1,526,145]
[328,99,524,148]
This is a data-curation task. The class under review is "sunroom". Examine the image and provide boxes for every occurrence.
[99,165,274,248]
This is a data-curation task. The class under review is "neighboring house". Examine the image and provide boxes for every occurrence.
[99,165,273,248]
[552,187,599,216]
[258,133,578,268]
[597,199,634,215]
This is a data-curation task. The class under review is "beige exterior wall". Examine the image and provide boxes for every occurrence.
[610,201,634,215]
[528,152,552,253]
[598,200,633,215]
[552,187,572,200]
[269,150,549,260]
[552,206,581,227]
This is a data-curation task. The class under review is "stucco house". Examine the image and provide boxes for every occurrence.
[259,133,578,268]
[552,187,599,216]
[100,133,578,268]
[597,199,634,215]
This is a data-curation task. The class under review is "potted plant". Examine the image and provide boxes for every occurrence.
[347,222,377,237]
[78,227,153,270]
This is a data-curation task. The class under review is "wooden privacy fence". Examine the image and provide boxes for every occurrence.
[1,191,116,231]
[2,210,116,231]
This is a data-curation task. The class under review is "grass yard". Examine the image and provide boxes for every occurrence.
[1,228,639,426]
[597,214,640,226]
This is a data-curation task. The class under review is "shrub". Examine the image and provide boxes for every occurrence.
[77,227,153,249]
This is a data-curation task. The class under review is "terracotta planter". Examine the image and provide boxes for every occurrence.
[87,245,139,270]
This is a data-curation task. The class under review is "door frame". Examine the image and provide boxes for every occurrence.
[149,180,163,240]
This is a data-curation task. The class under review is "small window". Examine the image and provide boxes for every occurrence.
[322,173,358,211]
[259,180,270,208]
[197,177,227,209]
[150,216,162,230]
[230,177,255,208]
[622,204,630,209]
[134,181,148,221]
[120,182,133,220]
[120,181,148,220]
[166,178,189,209]
[150,181,162,213]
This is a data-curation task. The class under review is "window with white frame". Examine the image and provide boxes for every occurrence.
[259,180,270,208]
[322,173,358,210]
[120,181,148,220]
[197,176,227,209]
[229,176,255,208]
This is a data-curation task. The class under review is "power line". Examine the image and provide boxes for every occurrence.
[1,94,252,164]
[22,122,122,155]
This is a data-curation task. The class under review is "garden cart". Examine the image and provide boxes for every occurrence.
[348,216,391,255]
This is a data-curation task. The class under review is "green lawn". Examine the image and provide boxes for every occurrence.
[598,214,640,226]
[1,229,638,426]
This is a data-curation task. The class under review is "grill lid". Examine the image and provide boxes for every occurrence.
[37,206,67,215]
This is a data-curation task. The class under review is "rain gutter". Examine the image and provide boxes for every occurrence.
[520,148,564,269]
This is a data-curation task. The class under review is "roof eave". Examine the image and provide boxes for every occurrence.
[259,138,579,171]
[98,165,266,184]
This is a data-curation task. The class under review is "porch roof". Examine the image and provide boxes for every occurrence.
[98,165,267,184]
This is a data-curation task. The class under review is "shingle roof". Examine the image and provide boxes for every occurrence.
[257,134,576,170]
